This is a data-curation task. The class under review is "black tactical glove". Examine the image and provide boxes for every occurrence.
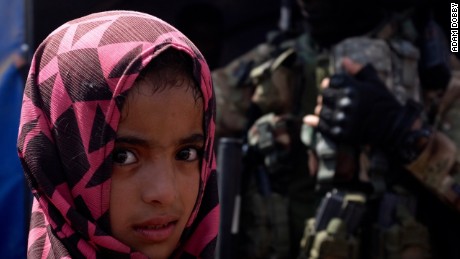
[317,64,423,156]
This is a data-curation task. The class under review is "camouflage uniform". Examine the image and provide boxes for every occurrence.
[298,15,442,259]
[213,32,319,259]
[212,43,272,137]
[300,10,460,257]
[212,32,317,138]
[214,6,460,259]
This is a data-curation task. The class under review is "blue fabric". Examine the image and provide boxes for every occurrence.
[0,0,24,63]
[0,63,27,259]
[0,0,28,258]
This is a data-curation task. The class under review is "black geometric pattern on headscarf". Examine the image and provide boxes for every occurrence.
[98,17,176,46]
[85,153,112,188]
[25,133,66,196]
[61,233,86,258]
[192,59,202,90]
[30,211,46,229]
[210,93,216,124]
[58,48,113,102]
[20,157,37,196]
[38,28,68,71]
[89,105,117,153]
[184,170,218,235]
[95,210,111,236]
[17,117,38,153]
[47,203,65,233]
[28,233,46,258]
[66,209,89,239]
[152,41,173,53]
[114,94,126,112]
[38,74,57,119]
[179,36,203,60]
[73,20,111,46]
[108,45,143,78]
[204,98,216,163]
[73,195,95,222]
[47,227,71,258]
[24,74,46,116]
[52,107,90,189]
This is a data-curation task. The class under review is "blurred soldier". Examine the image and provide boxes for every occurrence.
[214,0,459,259]
[300,0,460,258]
[213,1,320,258]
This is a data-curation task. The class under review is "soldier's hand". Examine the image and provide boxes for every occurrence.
[304,58,362,128]
[303,57,422,152]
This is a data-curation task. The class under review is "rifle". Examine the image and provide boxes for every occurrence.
[216,138,243,259]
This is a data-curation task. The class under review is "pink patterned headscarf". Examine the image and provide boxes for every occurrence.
[18,10,218,258]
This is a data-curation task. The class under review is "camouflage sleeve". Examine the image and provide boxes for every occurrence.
[213,67,252,137]
[212,43,272,138]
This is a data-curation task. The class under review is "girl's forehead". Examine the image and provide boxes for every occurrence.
[117,83,204,148]
[120,74,203,118]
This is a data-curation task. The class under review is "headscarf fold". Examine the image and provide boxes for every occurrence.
[18,10,218,258]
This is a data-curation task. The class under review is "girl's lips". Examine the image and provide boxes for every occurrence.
[133,220,178,242]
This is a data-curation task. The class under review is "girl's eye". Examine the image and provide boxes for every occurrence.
[112,149,137,165]
[176,147,202,162]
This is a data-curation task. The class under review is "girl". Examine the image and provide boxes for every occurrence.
[18,10,218,258]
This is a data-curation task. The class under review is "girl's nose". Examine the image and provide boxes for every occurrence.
[140,160,177,206]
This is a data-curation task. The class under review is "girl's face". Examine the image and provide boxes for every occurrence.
[109,74,203,259]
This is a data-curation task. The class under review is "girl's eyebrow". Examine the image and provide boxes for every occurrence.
[115,136,150,147]
[178,133,205,146]
[114,133,205,147]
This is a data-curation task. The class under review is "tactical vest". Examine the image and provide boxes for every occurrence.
[298,191,365,259]
[300,15,433,259]
[240,34,319,259]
